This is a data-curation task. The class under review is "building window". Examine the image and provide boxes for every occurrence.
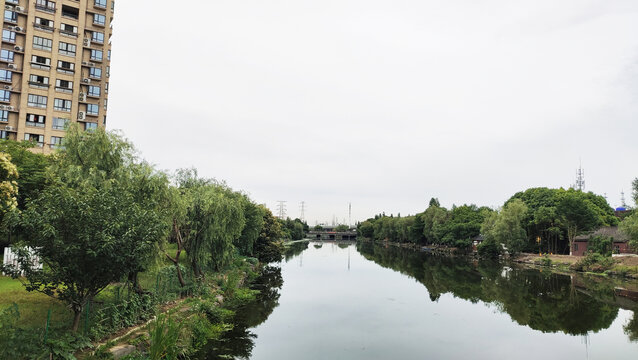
[31,55,51,69]
[57,60,74,74]
[107,49,111,61]
[0,110,8,122]
[28,74,49,88]
[106,66,110,77]
[55,79,73,93]
[90,49,103,61]
[93,13,106,26]
[87,85,100,97]
[86,103,99,115]
[0,131,8,140]
[91,31,104,44]
[60,23,77,35]
[28,94,48,108]
[89,67,102,78]
[52,117,68,130]
[105,82,109,93]
[94,0,107,8]
[35,0,56,12]
[24,133,44,147]
[35,17,55,31]
[0,70,12,82]
[58,41,76,56]
[0,90,10,102]
[61,5,79,20]
[6,0,19,5]
[54,98,71,112]
[4,10,17,23]
[50,136,63,149]
[85,122,97,131]
[33,36,53,51]
[103,99,107,110]
[26,113,46,127]
[2,30,16,43]
[1,49,14,62]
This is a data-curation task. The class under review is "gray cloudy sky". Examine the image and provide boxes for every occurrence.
[108,0,638,224]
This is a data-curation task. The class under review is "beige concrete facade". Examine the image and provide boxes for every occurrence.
[1,0,113,152]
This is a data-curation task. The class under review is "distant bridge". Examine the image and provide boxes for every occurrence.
[308,231,357,241]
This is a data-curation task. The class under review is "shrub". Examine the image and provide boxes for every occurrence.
[477,240,501,258]
[571,253,616,273]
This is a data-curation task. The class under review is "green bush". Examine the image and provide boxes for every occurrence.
[587,236,613,257]
[571,253,616,273]
[477,240,501,258]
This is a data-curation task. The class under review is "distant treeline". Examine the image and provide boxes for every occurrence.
[358,186,635,256]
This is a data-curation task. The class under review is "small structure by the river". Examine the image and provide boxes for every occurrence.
[571,226,636,256]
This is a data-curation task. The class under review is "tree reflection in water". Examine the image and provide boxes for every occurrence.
[198,266,283,359]
[357,242,637,338]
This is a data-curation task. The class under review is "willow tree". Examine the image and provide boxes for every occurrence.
[174,170,246,277]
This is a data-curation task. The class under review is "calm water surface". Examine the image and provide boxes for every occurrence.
[203,241,638,359]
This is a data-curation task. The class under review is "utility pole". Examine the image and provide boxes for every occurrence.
[276,201,287,219]
[299,201,305,222]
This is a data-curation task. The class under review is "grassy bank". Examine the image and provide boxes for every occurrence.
[515,253,638,279]
[0,244,260,359]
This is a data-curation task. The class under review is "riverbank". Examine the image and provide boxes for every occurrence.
[82,259,262,359]
[359,238,638,280]
[513,253,638,279]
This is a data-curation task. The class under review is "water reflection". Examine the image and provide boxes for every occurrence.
[357,242,636,337]
[198,266,283,359]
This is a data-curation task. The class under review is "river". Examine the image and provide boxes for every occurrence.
[200,241,638,359]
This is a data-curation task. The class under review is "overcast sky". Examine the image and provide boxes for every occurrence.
[108,0,638,225]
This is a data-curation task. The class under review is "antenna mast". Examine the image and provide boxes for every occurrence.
[573,161,585,191]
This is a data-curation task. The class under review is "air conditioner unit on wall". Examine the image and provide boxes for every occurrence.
[3,85,12,90]
[4,5,12,10]
[82,78,91,84]
[0,105,13,111]
[15,6,25,12]
[7,64,18,70]
[81,61,95,67]
[78,93,86,102]
[14,46,23,52]
[78,111,86,121]
[4,126,14,131]
[83,38,91,47]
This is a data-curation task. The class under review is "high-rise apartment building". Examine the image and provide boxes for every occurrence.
[1,0,113,152]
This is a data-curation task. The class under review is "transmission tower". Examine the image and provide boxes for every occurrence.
[276,201,287,219]
[573,162,585,191]
[299,201,306,222]
[348,203,352,228]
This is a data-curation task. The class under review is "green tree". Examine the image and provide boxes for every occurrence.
[254,206,284,263]
[557,192,600,255]
[480,199,528,255]
[358,220,374,238]
[620,213,638,251]
[235,198,265,256]
[8,127,167,331]
[335,224,349,232]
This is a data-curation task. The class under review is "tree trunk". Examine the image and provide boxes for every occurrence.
[128,272,143,293]
[71,308,82,332]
